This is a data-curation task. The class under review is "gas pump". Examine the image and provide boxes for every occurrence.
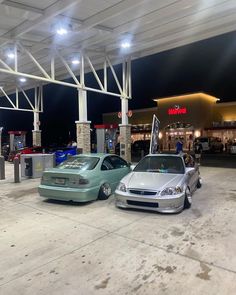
[94,124,118,153]
[8,131,27,152]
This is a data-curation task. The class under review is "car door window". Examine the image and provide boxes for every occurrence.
[109,156,128,169]
[101,157,114,170]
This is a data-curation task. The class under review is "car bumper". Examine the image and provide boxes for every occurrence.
[115,190,185,213]
[38,184,100,202]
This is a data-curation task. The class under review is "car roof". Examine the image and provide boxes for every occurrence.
[74,153,118,159]
[146,153,183,158]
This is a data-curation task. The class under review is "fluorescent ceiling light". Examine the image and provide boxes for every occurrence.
[71,59,80,65]
[56,27,68,35]
[121,41,131,49]
[19,78,26,82]
[7,52,15,59]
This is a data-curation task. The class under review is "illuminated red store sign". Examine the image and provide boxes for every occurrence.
[168,105,187,115]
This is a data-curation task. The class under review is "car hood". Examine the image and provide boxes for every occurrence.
[122,172,184,191]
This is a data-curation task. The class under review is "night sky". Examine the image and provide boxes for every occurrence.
[1,30,236,145]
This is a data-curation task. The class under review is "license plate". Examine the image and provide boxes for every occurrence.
[55,178,65,185]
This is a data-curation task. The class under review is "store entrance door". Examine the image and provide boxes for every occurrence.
[163,123,194,151]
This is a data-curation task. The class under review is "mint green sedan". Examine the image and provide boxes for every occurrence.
[38,154,131,202]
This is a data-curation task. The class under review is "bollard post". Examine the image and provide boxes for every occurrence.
[0,156,5,180]
[13,158,20,183]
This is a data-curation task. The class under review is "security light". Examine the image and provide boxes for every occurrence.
[19,77,26,83]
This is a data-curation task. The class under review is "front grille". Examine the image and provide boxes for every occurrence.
[127,200,159,208]
[129,189,157,196]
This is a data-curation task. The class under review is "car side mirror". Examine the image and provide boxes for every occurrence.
[185,167,195,174]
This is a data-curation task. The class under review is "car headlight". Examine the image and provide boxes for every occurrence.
[160,186,183,196]
[117,182,127,192]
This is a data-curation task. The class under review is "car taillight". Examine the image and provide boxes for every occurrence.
[69,177,89,185]
[79,178,89,185]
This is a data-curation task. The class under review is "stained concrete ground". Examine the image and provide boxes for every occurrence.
[0,161,236,295]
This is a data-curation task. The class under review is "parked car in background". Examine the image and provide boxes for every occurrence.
[8,146,47,162]
[38,154,131,202]
[8,145,78,164]
[230,142,236,154]
[115,140,152,158]
[54,146,77,165]
[132,140,151,157]
[115,153,201,213]
[194,137,223,153]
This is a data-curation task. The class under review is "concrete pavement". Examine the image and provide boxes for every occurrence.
[0,162,236,294]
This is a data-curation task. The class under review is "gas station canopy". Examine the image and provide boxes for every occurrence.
[0,0,236,93]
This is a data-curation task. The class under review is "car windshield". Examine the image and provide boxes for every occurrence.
[196,138,208,143]
[58,156,99,170]
[133,156,185,174]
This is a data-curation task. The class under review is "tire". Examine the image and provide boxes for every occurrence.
[98,183,112,200]
[184,187,192,209]
[196,178,202,189]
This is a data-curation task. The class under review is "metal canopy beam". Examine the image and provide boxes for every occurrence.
[2,0,43,15]
[0,84,43,112]
[0,0,234,102]
[0,42,132,110]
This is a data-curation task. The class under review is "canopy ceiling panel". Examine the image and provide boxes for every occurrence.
[0,0,235,92]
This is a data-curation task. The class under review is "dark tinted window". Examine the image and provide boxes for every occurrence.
[134,156,185,174]
[195,137,209,142]
[101,157,114,170]
[33,147,42,152]
[109,156,128,169]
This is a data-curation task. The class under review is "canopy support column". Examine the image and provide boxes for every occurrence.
[75,89,91,153]
[32,86,42,146]
[119,97,131,162]
[0,127,3,156]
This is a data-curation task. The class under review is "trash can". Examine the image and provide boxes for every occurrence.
[25,157,33,177]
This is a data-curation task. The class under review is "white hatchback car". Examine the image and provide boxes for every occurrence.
[115,154,201,214]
